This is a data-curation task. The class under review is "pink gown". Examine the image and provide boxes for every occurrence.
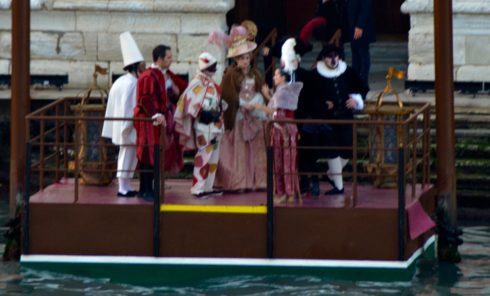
[271,109,299,197]
[268,82,303,197]
[215,78,267,191]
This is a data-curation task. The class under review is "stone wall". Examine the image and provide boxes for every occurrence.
[0,0,233,89]
[401,0,490,82]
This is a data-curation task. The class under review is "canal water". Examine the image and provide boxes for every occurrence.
[0,198,489,295]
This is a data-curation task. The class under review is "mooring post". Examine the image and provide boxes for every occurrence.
[434,0,462,262]
[10,0,31,216]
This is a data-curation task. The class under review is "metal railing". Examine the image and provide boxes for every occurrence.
[24,97,431,261]
[24,96,166,256]
[264,102,432,259]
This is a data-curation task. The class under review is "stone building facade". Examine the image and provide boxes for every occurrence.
[1,0,489,88]
[402,0,490,82]
[0,0,233,89]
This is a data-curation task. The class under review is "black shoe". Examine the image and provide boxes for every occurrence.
[193,192,211,199]
[117,191,136,198]
[324,187,344,195]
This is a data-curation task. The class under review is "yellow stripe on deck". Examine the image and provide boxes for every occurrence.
[161,204,267,214]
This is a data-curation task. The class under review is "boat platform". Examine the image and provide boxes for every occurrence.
[22,179,437,285]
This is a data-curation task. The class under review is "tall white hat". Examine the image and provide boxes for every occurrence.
[120,31,144,68]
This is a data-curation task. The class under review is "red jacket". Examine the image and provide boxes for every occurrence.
[134,68,188,167]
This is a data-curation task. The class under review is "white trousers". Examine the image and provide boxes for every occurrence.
[117,146,138,178]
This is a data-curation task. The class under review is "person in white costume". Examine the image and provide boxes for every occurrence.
[102,31,146,197]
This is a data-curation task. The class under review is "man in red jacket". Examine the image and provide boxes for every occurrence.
[134,45,188,200]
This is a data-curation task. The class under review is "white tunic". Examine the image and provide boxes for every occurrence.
[101,73,137,145]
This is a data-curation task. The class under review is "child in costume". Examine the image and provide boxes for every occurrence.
[256,67,303,203]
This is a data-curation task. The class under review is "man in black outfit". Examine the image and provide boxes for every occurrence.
[305,44,368,195]
[342,0,375,86]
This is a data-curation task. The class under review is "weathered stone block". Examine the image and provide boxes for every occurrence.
[59,32,85,59]
[98,33,177,62]
[456,65,490,82]
[108,0,154,12]
[465,36,490,65]
[75,11,111,32]
[32,11,76,31]
[0,59,10,74]
[0,11,10,30]
[30,32,59,59]
[107,12,180,34]
[408,33,433,64]
[178,35,224,63]
[53,0,109,11]
[181,13,227,34]
[0,32,11,59]
[407,63,435,81]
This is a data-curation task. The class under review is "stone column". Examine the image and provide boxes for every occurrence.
[402,0,490,82]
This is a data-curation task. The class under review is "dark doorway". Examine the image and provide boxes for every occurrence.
[374,0,410,40]
[227,0,409,40]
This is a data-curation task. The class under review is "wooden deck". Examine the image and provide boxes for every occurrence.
[27,178,437,261]
[30,178,430,209]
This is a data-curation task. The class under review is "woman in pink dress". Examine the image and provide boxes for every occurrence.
[257,68,303,203]
[211,26,270,191]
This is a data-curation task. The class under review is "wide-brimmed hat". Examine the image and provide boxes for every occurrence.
[226,25,257,58]
[119,31,144,68]
[198,52,217,71]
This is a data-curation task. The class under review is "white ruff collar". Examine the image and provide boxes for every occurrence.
[317,60,347,78]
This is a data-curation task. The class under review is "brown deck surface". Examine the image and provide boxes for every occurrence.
[28,178,436,259]
[30,178,431,209]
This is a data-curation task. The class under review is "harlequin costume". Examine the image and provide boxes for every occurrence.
[175,53,227,196]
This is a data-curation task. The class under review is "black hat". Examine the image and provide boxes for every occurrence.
[319,44,342,59]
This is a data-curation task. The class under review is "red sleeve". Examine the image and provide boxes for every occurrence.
[137,75,158,117]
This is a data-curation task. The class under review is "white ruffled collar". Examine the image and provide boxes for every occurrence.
[316,60,347,78]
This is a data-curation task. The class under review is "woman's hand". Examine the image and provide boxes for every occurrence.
[261,84,271,101]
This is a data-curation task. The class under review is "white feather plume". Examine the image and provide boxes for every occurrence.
[281,38,299,73]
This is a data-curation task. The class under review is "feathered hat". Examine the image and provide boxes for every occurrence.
[281,38,300,73]
[295,17,327,56]
[208,25,257,58]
